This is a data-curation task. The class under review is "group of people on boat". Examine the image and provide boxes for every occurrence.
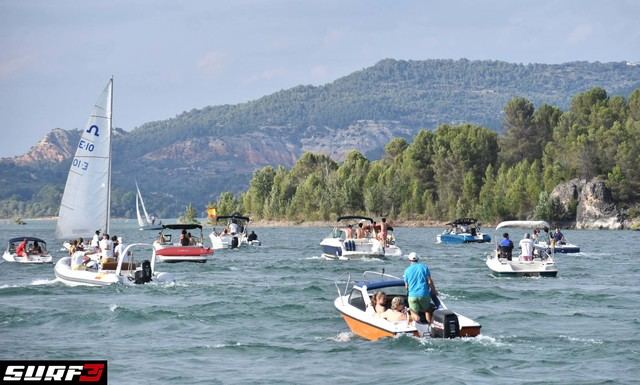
[498,226,568,261]
[369,252,439,324]
[14,239,43,257]
[342,217,391,246]
[67,230,129,270]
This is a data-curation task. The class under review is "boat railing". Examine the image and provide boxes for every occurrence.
[334,273,352,306]
[115,243,154,276]
[362,270,400,281]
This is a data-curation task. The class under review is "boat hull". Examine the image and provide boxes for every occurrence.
[486,254,558,277]
[335,296,481,341]
[320,238,385,260]
[534,241,580,253]
[2,251,53,264]
[437,233,491,244]
[54,256,174,286]
[209,233,250,250]
[154,245,212,263]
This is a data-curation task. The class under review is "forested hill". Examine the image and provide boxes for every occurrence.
[2,59,640,219]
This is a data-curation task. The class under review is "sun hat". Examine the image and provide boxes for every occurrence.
[407,252,419,261]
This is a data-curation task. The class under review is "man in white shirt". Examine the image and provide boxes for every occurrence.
[229,221,240,235]
[114,236,127,259]
[91,230,100,249]
[99,234,114,261]
[519,233,534,261]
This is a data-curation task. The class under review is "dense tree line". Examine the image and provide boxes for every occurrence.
[211,88,640,223]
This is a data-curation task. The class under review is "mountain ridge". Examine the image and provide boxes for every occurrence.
[2,58,640,218]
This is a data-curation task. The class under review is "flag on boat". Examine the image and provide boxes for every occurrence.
[207,207,217,220]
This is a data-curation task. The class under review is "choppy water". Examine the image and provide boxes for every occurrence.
[1,219,639,384]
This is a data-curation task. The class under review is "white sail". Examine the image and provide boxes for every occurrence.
[55,79,113,239]
[135,192,145,227]
[135,182,152,225]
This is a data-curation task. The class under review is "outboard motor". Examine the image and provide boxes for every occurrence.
[430,309,460,338]
[231,236,239,249]
[134,260,152,284]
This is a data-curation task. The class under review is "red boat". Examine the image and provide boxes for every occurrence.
[153,224,213,263]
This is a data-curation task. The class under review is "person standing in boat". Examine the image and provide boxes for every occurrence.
[355,222,365,239]
[99,233,114,264]
[15,238,28,258]
[91,230,100,249]
[404,252,438,324]
[379,218,389,245]
[343,224,354,239]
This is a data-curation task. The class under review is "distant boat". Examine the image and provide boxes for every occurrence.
[13,217,26,225]
[135,182,162,230]
[436,218,491,244]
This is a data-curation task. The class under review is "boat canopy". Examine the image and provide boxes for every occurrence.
[8,237,47,244]
[162,224,203,230]
[216,213,250,223]
[496,220,550,230]
[337,215,374,223]
[446,218,478,226]
[354,279,404,290]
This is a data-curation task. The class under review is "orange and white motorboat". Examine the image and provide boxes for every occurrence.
[334,271,481,341]
[153,224,213,263]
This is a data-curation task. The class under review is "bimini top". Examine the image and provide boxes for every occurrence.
[337,215,374,223]
[354,279,405,291]
[8,236,47,244]
[162,224,203,230]
[446,218,478,226]
[496,220,550,230]
[216,213,250,222]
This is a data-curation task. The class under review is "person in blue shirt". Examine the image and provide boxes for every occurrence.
[553,228,565,244]
[498,232,514,260]
[403,252,438,324]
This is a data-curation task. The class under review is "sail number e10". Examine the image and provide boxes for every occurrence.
[72,158,89,171]
[78,140,95,152]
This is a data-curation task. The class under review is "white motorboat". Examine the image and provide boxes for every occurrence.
[334,271,481,340]
[209,213,260,250]
[135,181,163,231]
[486,220,558,277]
[154,224,213,262]
[320,216,385,260]
[55,243,174,287]
[54,78,172,286]
[2,237,53,264]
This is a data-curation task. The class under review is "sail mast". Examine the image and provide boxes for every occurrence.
[106,77,113,235]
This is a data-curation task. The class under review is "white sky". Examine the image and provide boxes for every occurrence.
[1,0,639,157]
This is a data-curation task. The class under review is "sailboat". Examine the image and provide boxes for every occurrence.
[54,78,174,286]
[136,182,162,230]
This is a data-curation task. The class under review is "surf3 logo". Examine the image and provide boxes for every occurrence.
[0,361,106,384]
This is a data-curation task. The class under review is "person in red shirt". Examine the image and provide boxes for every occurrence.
[15,238,28,258]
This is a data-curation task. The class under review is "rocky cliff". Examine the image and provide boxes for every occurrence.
[551,178,627,229]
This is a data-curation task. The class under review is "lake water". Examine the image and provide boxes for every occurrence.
[1,220,638,384]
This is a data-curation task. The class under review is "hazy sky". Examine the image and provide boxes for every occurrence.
[1,0,639,157]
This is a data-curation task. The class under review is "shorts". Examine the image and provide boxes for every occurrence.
[408,296,435,314]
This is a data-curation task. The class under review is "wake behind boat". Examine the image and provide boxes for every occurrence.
[154,224,213,262]
[486,220,558,277]
[2,237,52,264]
[334,271,481,340]
[54,78,172,286]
